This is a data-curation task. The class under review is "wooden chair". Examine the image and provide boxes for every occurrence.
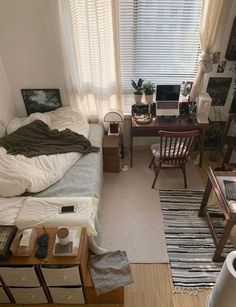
[149,130,200,189]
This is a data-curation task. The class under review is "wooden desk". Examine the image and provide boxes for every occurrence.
[130,116,209,167]
[199,168,236,261]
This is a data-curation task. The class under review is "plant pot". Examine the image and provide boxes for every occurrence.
[134,93,143,105]
[145,94,153,104]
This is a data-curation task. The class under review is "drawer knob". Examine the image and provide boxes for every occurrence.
[21,277,27,281]
[62,275,68,281]
[66,295,72,301]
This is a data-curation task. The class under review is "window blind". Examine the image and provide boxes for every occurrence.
[120,0,203,114]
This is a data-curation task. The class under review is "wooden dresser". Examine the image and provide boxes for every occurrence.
[0,227,124,305]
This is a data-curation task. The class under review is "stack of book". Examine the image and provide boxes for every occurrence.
[53,227,82,256]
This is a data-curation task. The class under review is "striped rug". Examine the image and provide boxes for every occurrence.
[160,189,234,289]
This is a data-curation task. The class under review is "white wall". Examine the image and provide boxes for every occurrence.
[0,55,15,136]
[0,0,66,117]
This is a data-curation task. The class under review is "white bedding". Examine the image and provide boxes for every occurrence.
[0,107,89,197]
[16,197,98,236]
[0,196,97,235]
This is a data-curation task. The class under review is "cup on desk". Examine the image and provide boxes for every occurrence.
[56,227,70,245]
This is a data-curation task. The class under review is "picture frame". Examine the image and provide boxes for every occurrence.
[225,17,236,61]
[21,89,62,115]
[206,77,232,106]
[182,81,193,97]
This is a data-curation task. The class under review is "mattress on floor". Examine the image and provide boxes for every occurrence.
[32,123,104,204]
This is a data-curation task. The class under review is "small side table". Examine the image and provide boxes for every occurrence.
[199,167,236,262]
[103,135,120,172]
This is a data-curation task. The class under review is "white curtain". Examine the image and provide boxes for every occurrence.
[54,0,122,121]
[189,0,233,101]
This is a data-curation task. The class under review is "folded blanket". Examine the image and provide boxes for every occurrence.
[0,120,99,157]
[15,196,98,236]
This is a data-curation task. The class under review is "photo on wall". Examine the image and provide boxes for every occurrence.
[217,61,226,73]
[212,52,220,64]
[206,77,232,106]
[21,89,61,115]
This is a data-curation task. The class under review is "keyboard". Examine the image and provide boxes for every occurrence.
[157,101,179,109]
[223,180,236,201]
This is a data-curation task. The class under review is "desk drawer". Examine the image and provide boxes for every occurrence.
[0,266,40,287]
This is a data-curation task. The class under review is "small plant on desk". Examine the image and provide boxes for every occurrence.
[143,81,155,104]
[131,78,144,105]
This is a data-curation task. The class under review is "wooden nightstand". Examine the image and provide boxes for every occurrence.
[103,135,120,172]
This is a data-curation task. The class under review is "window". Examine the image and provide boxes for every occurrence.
[120,0,203,114]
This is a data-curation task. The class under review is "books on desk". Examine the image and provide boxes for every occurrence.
[53,227,81,256]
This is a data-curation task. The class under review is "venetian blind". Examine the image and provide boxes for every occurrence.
[120,0,203,113]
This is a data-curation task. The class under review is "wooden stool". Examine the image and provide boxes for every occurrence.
[199,167,236,262]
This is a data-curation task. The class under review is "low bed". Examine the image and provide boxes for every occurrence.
[0,107,105,253]
[34,123,104,214]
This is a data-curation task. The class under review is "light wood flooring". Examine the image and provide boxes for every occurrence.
[3,152,222,307]
[107,152,219,307]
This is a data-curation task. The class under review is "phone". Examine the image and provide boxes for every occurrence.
[59,205,75,214]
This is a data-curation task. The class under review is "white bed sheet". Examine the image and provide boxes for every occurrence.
[0,107,89,197]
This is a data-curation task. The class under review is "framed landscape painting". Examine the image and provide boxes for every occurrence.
[21,89,61,115]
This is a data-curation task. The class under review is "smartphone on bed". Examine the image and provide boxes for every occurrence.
[59,205,75,214]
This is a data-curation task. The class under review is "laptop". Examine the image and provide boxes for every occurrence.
[156,85,180,116]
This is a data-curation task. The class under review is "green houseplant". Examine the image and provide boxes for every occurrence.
[143,81,155,104]
[131,78,144,105]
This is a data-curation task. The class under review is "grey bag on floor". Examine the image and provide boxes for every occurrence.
[89,250,133,295]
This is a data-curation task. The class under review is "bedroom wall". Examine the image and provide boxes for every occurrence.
[0,0,66,117]
[0,55,15,136]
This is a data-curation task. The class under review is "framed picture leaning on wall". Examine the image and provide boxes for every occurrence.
[21,89,61,115]
[225,17,236,61]
[206,77,232,106]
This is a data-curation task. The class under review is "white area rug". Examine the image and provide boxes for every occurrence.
[99,147,204,263]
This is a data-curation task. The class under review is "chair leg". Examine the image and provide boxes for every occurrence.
[149,156,155,168]
[152,162,161,189]
[180,163,187,189]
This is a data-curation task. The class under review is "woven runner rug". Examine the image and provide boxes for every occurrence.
[160,189,234,289]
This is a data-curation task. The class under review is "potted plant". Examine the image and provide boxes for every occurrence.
[131,78,144,105]
[143,81,155,104]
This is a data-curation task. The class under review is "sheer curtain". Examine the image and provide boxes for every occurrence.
[54,0,122,121]
[190,0,233,101]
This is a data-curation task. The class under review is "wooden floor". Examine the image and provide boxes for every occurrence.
[3,152,221,307]
[111,152,219,307]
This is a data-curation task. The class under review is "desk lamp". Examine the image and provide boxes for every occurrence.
[104,110,123,135]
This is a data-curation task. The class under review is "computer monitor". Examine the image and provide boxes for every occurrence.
[156,85,181,116]
[156,85,180,101]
